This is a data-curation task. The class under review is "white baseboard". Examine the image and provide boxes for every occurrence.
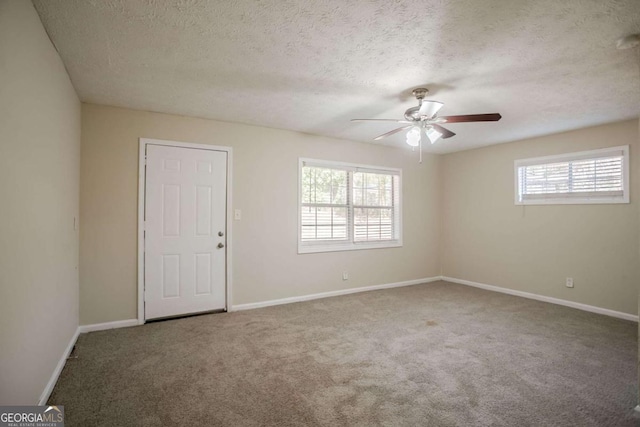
[38,327,79,405]
[78,319,139,333]
[442,276,638,322]
[38,278,634,405]
[230,276,442,312]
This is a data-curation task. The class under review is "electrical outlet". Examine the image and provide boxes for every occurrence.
[566,277,574,288]
[342,272,349,281]
[234,209,241,220]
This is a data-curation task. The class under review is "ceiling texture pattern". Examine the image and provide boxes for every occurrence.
[33,0,640,153]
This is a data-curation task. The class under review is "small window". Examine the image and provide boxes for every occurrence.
[515,145,629,205]
[299,158,401,253]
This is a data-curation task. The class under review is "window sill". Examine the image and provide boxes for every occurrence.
[298,240,402,254]
[515,197,629,205]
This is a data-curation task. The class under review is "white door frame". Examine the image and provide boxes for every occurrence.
[137,138,233,324]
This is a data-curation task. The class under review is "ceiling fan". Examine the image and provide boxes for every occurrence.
[352,88,502,162]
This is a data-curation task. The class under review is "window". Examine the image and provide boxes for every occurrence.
[299,158,401,253]
[515,145,629,205]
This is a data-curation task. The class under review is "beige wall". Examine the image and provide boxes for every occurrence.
[441,120,640,315]
[80,104,441,325]
[0,1,80,404]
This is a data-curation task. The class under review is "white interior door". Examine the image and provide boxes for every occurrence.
[144,144,227,320]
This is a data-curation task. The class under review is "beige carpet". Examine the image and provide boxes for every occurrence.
[50,281,639,426]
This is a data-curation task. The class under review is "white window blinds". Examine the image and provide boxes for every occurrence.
[299,159,402,253]
[515,146,629,205]
[300,167,349,241]
[353,171,399,242]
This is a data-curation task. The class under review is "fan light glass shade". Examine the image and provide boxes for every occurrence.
[425,127,443,144]
[406,127,421,147]
[418,100,444,118]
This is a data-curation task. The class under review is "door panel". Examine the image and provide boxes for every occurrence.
[145,144,227,320]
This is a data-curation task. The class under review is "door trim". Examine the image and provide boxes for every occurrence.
[137,138,233,325]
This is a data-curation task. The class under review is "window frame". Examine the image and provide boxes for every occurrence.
[514,145,630,205]
[298,158,402,254]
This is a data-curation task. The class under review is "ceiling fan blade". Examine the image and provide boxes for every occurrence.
[418,100,444,118]
[352,119,413,123]
[432,124,456,139]
[373,125,413,141]
[440,113,502,123]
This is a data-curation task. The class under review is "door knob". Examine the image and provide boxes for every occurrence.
[217,242,225,249]
[218,231,224,237]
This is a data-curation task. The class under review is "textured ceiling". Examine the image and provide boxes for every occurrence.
[33,0,640,154]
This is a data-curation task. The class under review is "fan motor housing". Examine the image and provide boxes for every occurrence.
[404,107,422,121]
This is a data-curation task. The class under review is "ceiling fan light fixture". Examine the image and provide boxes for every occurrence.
[351,87,501,162]
[406,127,421,147]
[425,126,443,144]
